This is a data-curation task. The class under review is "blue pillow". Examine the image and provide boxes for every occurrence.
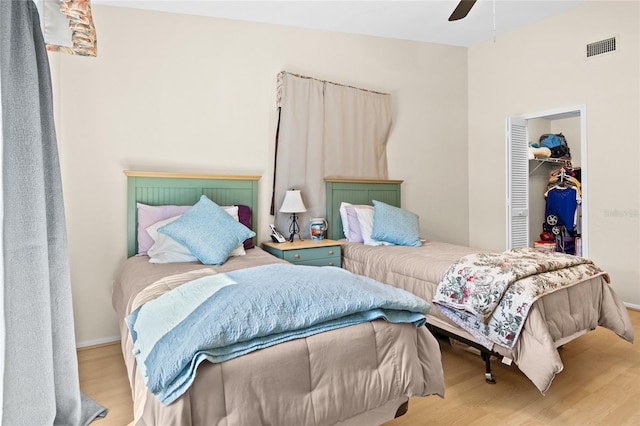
[371,200,421,247]
[158,195,256,265]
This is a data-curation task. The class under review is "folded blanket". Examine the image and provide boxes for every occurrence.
[127,263,431,404]
[434,248,608,349]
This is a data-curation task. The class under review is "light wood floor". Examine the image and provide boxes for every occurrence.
[79,310,640,426]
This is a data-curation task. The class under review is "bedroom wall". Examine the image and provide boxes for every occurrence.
[467,1,640,305]
[50,5,469,345]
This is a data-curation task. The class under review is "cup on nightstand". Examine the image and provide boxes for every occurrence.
[309,218,327,241]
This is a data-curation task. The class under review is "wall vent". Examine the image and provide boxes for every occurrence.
[586,37,617,58]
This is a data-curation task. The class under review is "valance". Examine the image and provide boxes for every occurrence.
[276,70,389,108]
[35,0,97,57]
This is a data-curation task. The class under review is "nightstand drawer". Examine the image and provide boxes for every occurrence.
[294,256,341,267]
[283,246,341,263]
[262,239,343,268]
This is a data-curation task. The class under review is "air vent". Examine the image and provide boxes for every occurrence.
[586,37,617,58]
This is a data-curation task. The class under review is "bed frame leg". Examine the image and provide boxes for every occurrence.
[394,400,409,418]
[482,352,496,384]
[427,323,500,385]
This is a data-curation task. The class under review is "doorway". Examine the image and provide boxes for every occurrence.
[507,105,587,257]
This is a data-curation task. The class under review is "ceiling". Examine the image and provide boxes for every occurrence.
[93,0,585,47]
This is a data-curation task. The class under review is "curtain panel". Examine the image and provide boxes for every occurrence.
[0,1,105,424]
[272,72,392,238]
[323,83,391,179]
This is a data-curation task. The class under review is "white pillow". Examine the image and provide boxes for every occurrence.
[339,202,351,239]
[354,207,394,246]
[147,216,199,264]
[147,206,246,264]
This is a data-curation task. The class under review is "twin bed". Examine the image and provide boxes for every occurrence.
[113,171,445,426]
[325,178,634,393]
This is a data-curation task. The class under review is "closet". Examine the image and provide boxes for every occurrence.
[506,105,587,257]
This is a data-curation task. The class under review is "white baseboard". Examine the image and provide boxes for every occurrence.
[624,302,640,311]
[76,335,121,349]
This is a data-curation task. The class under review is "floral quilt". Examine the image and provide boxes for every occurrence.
[433,247,608,349]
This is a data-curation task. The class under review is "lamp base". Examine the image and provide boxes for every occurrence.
[288,214,303,242]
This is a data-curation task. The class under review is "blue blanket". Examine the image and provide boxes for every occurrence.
[126,263,430,404]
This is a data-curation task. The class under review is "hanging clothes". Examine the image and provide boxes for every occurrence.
[545,185,581,230]
[542,166,581,255]
[548,167,581,196]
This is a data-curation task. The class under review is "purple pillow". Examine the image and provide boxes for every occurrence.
[345,205,372,243]
[137,203,192,255]
[237,205,254,249]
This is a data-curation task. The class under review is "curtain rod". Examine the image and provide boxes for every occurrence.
[278,71,390,96]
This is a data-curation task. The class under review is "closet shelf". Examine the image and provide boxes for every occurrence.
[529,157,571,175]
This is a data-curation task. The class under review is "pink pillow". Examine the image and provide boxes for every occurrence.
[345,205,372,243]
[137,203,191,255]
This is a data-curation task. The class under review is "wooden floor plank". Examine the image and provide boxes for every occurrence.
[79,310,639,425]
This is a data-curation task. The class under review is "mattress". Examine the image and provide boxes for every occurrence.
[113,247,445,425]
[341,240,634,393]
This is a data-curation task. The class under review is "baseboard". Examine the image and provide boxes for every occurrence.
[625,302,640,311]
[76,335,121,349]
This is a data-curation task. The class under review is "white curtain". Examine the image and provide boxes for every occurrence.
[272,72,392,238]
[323,83,392,179]
[0,1,105,424]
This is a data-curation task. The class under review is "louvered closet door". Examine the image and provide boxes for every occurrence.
[507,117,529,249]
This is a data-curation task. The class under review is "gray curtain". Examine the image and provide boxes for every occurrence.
[0,1,106,424]
[272,72,392,238]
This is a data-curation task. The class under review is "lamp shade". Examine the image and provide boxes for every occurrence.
[279,190,307,213]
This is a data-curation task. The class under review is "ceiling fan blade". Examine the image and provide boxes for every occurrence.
[448,0,478,21]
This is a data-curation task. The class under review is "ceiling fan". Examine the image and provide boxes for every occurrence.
[448,0,478,21]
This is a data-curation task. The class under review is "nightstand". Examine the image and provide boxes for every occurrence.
[262,239,342,267]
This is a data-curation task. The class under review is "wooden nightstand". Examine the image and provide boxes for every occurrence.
[262,239,342,267]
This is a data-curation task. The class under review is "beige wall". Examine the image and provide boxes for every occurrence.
[52,6,469,344]
[468,1,640,305]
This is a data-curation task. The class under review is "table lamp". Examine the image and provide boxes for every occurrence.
[279,189,307,242]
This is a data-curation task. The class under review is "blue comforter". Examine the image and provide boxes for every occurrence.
[126,263,430,404]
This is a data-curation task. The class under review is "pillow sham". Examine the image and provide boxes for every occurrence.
[345,205,369,243]
[354,206,393,246]
[147,216,199,264]
[157,195,255,265]
[371,200,421,247]
[236,204,254,249]
[337,203,374,242]
[339,202,351,239]
[217,206,247,257]
[147,207,246,264]
[136,203,191,255]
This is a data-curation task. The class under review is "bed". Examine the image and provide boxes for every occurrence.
[325,177,634,393]
[112,171,445,426]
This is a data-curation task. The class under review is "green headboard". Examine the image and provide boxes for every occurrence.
[125,171,260,257]
[325,178,403,241]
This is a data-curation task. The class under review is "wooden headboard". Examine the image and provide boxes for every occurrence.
[125,171,260,257]
[325,178,403,241]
